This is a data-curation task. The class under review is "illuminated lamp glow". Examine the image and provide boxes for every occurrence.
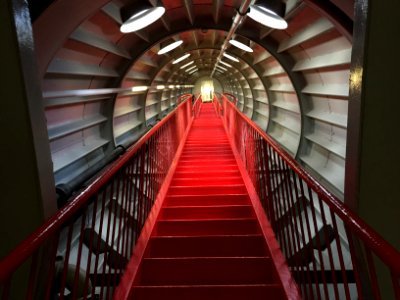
[158,40,183,55]
[229,39,253,52]
[185,65,197,72]
[223,52,239,62]
[188,69,198,74]
[248,5,288,30]
[173,53,191,64]
[131,86,148,92]
[220,61,232,68]
[216,66,228,72]
[120,7,165,33]
[156,85,165,90]
[180,61,194,69]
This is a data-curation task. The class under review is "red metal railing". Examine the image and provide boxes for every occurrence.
[176,93,192,105]
[212,94,223,116]
[221,93,400,300]
[192,94,202,117]
[0,98,193,299]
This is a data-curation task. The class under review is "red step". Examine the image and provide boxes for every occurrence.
[138,257,277,285]
[122,103,289,300]
[171,176,243,185]
[158,205,255,220]
[164,194,250,207]
[147,234,268,257]
[153,219,261,236]
[167,184,247,196]
[131,284,285,300]
[172,169,241,179]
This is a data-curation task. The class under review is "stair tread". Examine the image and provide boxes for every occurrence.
[126,103,287,299]
[139,257,277,286]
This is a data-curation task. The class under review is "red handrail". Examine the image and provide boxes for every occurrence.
[221,92,400,299]
[193,94,202,116]
[0,99,193,299]
[176,93,192,104]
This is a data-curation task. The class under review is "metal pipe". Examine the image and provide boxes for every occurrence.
[210,0,255,78]
[56,145,125,207]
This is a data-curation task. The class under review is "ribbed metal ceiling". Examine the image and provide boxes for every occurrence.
[33,0,353,199]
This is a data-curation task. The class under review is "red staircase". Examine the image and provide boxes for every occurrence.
[128,103,288,299]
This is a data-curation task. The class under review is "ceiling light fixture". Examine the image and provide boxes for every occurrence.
[223,52,239,62]
[120,2,165,33]
[220,61,232,68]
[156,85,165,90]
[229,36,253,52]
[180,61,194,69]
[185,65,197,72]
[247,0,287,29]
[188,69,198,75]
[168,85,175,88]
[216,66,228,72]
[173,53,191,64]
[131,86,148,92]
[158,40,183,55]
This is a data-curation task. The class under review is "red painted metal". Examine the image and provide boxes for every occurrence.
[220,92,400,299]
[0,98,193,299]
[117,103,297,299]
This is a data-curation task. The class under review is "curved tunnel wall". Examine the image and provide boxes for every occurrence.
[35,0,352,200]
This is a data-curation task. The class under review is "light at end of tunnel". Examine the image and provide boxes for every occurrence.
[220,61,232,68]
[156,85,165,90]
[158,40,183,55]
[173,53,191,64]
[180,61,194,69]
[248,5,287,30]
[229,39,253,53]
[120,7,165,33]
[131,86,148,92]
[223,52,239,62]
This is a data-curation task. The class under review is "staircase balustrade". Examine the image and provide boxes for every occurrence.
[219,93,400,300]
[0,98,193,300]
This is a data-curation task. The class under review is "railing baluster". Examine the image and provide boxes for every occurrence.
[329,210,351,299]
[307,186,330,299]
[59,221,74,300]
[91,190,107,298]
[345,229,364,298]
[317,196,340,300]
[365,247,381,300]
[25,251,38,300]
[82,198,98,300]
[291,172,315,300]
[71,206,87,300]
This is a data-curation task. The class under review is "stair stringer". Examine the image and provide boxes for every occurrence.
[221,117,302,300]
[114,115,195,299]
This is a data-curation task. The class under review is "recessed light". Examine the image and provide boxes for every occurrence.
[223,52,239,62]
[216,66,228,72]
[180,61,194,69]
[220,61,232,68]
[173,53,191,64]
[131,86,148,92]
[248,5,287,30]
[120,6,165,33]
[229,39,253,52]
[158,40,183,55]
[186,65,197,72]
